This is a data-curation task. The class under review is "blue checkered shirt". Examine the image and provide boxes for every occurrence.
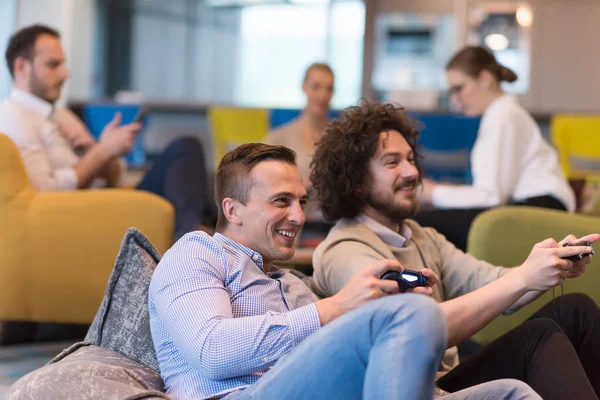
[149,231,321,399]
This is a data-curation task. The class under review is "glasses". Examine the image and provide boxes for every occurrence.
[448,84,465,97]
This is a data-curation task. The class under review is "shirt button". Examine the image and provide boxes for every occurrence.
[252,254,258,261]
[263,356,269,362]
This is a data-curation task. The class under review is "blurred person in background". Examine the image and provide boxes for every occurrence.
[264,63,335,246]
[0,24,216,244]
[415,46,575,251]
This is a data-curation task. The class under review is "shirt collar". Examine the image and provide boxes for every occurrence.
[213,232,267,271]
[10,88,54,119]
[485,94,515,115]
[356,214,412,248]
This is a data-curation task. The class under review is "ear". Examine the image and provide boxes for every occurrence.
[222,197,243,226]
[478,70,495,89]
[302,81,309,95]
[13,56,31,77]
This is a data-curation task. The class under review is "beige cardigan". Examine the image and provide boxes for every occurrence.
[312,218,510,376]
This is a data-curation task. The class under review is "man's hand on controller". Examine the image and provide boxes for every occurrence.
[518,238,593,291]
[330,260,403,313]
[405,268,439,297]
[558,233,600,279]
[316,259,404,326]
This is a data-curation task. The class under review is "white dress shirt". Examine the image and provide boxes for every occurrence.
[149,231,320,399]
[432,95,576,212]
[0,88,107,191]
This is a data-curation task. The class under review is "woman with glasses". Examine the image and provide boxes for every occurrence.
[415,46,575,251]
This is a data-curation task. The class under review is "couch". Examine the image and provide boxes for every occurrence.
[467,206,600,344]
[0,133,174,325]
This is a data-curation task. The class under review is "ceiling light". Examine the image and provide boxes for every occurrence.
[516,5,533,27]
[484,33,509,51]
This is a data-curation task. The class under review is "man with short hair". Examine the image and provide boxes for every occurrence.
[264,62,337,240]
[310,100,600,400]
[0,24,216,240]
[148,143,540,399]
[2,24,138,190]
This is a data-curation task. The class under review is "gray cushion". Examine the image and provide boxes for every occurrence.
[4,342,169,400]
[85,227,162,372]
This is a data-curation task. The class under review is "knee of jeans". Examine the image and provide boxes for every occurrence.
[379,294,447,337]
[493,379,540,398]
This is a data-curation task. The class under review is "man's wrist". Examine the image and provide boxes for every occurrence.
[504,267,530,294]
[92,142,115,163]
[315,297,344,326]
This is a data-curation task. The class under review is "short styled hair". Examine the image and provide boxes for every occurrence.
[302,62,334,85]
[214,143,297,232]
[5,24,60,78]
[310,100,422,222]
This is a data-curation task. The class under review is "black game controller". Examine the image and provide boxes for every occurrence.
[562,242,595,262]
[381,270,430,292]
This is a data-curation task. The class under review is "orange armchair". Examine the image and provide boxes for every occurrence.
[0,134,174,324]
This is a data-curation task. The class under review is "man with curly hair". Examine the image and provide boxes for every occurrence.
[149,142,542,400]
[310,100,600,400]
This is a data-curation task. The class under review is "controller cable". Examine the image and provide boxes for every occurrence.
[553,241,594,319]
[554,243,574,320]
[552,280,564,320]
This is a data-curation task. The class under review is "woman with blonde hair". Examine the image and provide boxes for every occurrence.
[265,63,335,242]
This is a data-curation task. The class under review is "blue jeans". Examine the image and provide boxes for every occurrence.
[223,294,541,400]
[225,294,447,400]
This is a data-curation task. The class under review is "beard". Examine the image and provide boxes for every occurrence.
[365,189,420,221]
[29,70,62,103]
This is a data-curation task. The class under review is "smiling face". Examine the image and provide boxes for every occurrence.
[233,160,307,267]
[364,130,420,223]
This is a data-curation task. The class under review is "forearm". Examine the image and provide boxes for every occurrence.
[511,288,545,310]
[199,305,321,379]
[73,144,113,188]
[440,268,528,347]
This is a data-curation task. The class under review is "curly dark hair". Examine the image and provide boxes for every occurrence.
[310,100,422,222]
